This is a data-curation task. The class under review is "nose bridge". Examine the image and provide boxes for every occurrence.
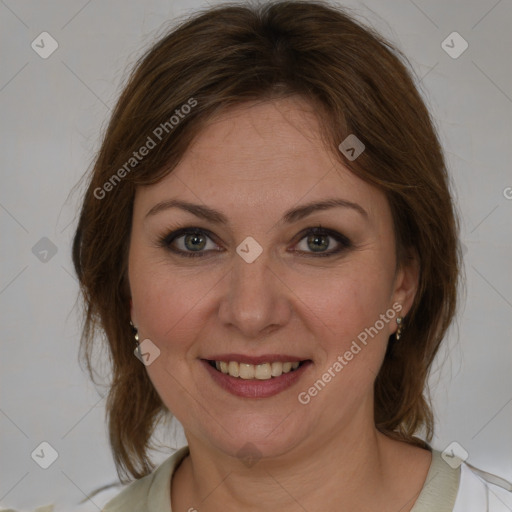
[218,244,289,337]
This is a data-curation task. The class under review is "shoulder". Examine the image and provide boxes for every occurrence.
[454,460,512,512]
[102,446,190,512]
[411,448,512,512]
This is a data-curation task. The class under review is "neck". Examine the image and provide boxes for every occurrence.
[171,414,410,511]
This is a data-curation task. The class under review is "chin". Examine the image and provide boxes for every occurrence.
[190,410,313,462]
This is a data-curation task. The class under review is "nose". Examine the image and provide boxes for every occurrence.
[217,247,292,339]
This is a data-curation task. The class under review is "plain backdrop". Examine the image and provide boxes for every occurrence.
[1,0,511,509]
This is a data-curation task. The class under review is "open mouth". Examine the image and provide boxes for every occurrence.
[206,360,308,380]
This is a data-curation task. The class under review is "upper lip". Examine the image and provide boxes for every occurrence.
[202,354,309,365]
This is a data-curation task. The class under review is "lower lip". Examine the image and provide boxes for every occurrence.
[201,360,312,398]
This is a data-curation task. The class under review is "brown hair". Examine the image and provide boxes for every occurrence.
[72,0,460,482]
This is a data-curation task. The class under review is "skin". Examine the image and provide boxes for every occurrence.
[128,97,431,511]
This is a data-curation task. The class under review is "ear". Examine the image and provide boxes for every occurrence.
[391,248,420,319]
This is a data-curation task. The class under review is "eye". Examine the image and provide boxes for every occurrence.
[293,225,352,257]
[158,225,352,258]
[158,228,222,258]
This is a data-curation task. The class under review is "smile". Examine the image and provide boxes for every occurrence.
[202,357,312,398]
[209,360,303,380]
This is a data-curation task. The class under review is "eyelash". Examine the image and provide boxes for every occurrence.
[157,225,352,259]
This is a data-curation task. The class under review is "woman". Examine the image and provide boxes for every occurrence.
[72,1,512,510]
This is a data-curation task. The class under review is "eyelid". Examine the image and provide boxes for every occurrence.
[157,225,352,258]
[291,226,352,257]
[158,227,223,256]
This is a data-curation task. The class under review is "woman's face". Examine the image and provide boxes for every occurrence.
[128,97,418,459]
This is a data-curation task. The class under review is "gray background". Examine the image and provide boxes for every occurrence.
[1,0,511,509]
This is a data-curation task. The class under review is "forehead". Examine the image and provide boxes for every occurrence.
[181,97,336,182]
[134,98,390,226]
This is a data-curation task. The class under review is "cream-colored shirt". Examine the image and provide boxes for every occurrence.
[100,446,512,511]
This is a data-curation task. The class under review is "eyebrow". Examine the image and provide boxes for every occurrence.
[145,198,368,225]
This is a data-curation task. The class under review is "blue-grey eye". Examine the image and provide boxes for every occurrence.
[159,225,351,259]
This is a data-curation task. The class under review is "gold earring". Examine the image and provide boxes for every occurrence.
[129,320,139,342]
[395,316,404,341]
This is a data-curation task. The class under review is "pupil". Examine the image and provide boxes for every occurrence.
[308,234,328,252]
[185,233,206,251]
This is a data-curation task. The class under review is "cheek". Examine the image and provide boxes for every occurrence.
[294,263,395,340]
[132,270,204,347]
[288,261,395,393]
[293,278,393,412]
[128,249,228,365]
[129,262,212,413]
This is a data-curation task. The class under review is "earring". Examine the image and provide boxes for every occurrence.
[130,320,142,360]
[395,316,404,341]
[129,320,139,342]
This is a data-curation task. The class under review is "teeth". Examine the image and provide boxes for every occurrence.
[239,363,255,379]
[228,361,239,377]
[255,363,271,380]
[212,360,302,380]
[271,361,283,377]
